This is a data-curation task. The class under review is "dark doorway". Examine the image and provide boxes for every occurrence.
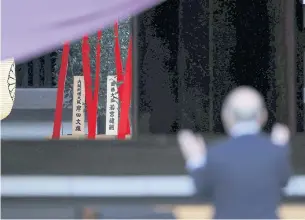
[137,0,180,134]
[138,0,277,134]
[227,0,276,132]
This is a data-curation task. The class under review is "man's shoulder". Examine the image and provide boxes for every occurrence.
[207,139,231,158]
[208,133,280,155]
[228,133,274,146]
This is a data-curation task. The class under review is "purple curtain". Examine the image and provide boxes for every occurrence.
[1,0,164,63]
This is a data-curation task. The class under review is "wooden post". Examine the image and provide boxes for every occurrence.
[284,0,297,134]
[44,54,52,87]
[131,17,139,137]
[303,51,305,131]
[72,76,85,135]
[33,58,40,87]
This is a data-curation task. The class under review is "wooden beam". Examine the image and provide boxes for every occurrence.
[285,0,297,133]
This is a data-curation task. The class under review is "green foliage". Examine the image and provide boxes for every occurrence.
[55,19,130,115]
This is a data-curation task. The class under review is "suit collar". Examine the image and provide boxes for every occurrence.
[230,121,261,137]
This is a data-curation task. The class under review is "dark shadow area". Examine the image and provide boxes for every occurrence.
[137,0,180,134]
[296,0,305,132]
[229,0,276,132]
[177,0,211,132]
[138,0,277,134]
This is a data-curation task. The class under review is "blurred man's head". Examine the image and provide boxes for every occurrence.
[221,86,267,134]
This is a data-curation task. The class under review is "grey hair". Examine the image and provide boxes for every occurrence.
[232,108,262,122]
[221,86,268,133]
[222,96,265,123]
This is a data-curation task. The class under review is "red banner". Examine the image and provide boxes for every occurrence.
[53,26,132,140]
[117,38,132,139]
[52,43,70,139]
[114,22,131,136]
[81,32,102,139]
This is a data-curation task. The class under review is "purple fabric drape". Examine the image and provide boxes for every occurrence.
[1,0,164,63]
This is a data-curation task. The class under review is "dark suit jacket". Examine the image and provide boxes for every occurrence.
[190,134,291,219]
